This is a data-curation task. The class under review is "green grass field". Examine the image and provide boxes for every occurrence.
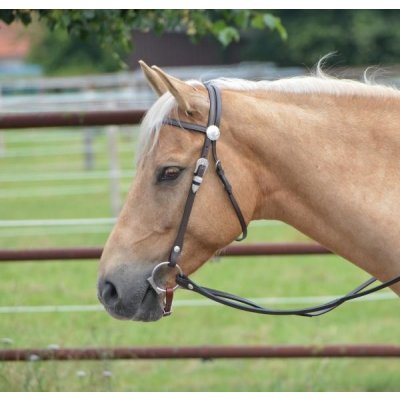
[0,127,399,391]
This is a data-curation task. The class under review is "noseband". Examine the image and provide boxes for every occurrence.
[148,82,400,317]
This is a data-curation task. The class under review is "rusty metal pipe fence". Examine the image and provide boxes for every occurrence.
[0,110,146,129]
[1,109,398,361]
[0,243,331,262]
[2,345,400,362]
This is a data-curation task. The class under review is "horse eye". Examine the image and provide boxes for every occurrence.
[158,166,183,182]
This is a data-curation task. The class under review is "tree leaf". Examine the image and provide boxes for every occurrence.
[263,14,277,30]
[265,14,288,40]
[217,26,240,47]
[250,14,265,30]
[0,9,287,68]
[0,10,16,24]
[18,11,32,26]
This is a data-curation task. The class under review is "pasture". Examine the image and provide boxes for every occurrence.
[0,126,399,391]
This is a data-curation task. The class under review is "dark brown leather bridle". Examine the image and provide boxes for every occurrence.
[147,82,400,317]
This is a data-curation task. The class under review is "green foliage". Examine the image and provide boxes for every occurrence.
[0,10,286,75]
[27,27,124,76]
[0,9,33,25]
[2,10,399,73]
[241,10,400,66]
[251,13,287,40]
[0,9,286,53]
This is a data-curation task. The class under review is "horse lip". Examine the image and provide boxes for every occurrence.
[102,304,132,320]
[125,284,163,321]
[140,283,156,306]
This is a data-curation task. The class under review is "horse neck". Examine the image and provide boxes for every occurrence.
[223,88,400,293]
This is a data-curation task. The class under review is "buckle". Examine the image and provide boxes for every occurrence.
[194,157,209,174]
[163,310,172,317]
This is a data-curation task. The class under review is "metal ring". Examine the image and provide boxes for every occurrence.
[148,262,182,293]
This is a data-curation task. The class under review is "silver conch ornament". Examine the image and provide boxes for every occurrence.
[206,125,220,141]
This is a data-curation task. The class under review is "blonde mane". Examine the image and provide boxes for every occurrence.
[137,65,399,161]
[137,91,177,161]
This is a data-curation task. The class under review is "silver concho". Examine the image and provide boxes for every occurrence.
[206,125,220,141]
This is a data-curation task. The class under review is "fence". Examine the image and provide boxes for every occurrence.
[0,109,144,128]
[2,345,400,362]
[0,62,305,110]
[1,108,399,362]
[0,243,331,261]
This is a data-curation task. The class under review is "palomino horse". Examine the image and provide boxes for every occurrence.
[98,60,400,322]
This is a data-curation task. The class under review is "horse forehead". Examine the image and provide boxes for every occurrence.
[155,126,204,157]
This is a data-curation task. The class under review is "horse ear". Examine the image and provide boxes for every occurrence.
[139,60,167,97]
[151,65,198,114]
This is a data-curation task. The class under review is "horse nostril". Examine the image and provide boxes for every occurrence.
[101,280,119,307]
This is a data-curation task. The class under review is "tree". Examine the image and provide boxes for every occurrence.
[240,10,400,67]
[27,26,124,75]
[0,10,287,72]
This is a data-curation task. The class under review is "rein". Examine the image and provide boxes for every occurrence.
[147,82,400,317]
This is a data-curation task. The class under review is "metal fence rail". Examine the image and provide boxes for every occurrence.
[0,110,145,129]
[1,103,396,364]
[0,243,331,262]
[1,345,400,361]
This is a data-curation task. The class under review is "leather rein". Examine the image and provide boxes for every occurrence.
[147,82,400,317]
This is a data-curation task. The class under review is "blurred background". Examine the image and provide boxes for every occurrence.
[1,9,400,220]
[0,9,400,392]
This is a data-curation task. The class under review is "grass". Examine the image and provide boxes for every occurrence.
[0,127,399,391]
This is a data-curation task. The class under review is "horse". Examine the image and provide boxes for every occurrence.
[98,59,400,322]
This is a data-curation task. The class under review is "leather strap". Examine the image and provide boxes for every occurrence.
[163,287,174,316]
[168,135,212,267]
[165,83,247,271]
[176,274,400,317]
[166,83,247,269]
[164,118,207,134]
[212,142,247,241]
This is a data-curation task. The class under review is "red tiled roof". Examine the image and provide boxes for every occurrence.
[0,22,31,59]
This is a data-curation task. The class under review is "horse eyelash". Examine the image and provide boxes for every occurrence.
[157,166,185,183]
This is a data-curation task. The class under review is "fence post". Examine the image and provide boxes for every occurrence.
[107,125,121,218]
[83,128,95,170]
[0,133,5,157]
[0,85,4,157]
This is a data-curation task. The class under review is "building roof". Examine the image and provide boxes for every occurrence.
[0,22,31,60]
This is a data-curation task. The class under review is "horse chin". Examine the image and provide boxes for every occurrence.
[109,311,164,323]
[103,303,164,322]
[132,285,165,322]
[101,285,164,322]
[131,306,164,322]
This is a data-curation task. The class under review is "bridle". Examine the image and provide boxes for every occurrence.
[147,82,247,315]
[147,82,400,317]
